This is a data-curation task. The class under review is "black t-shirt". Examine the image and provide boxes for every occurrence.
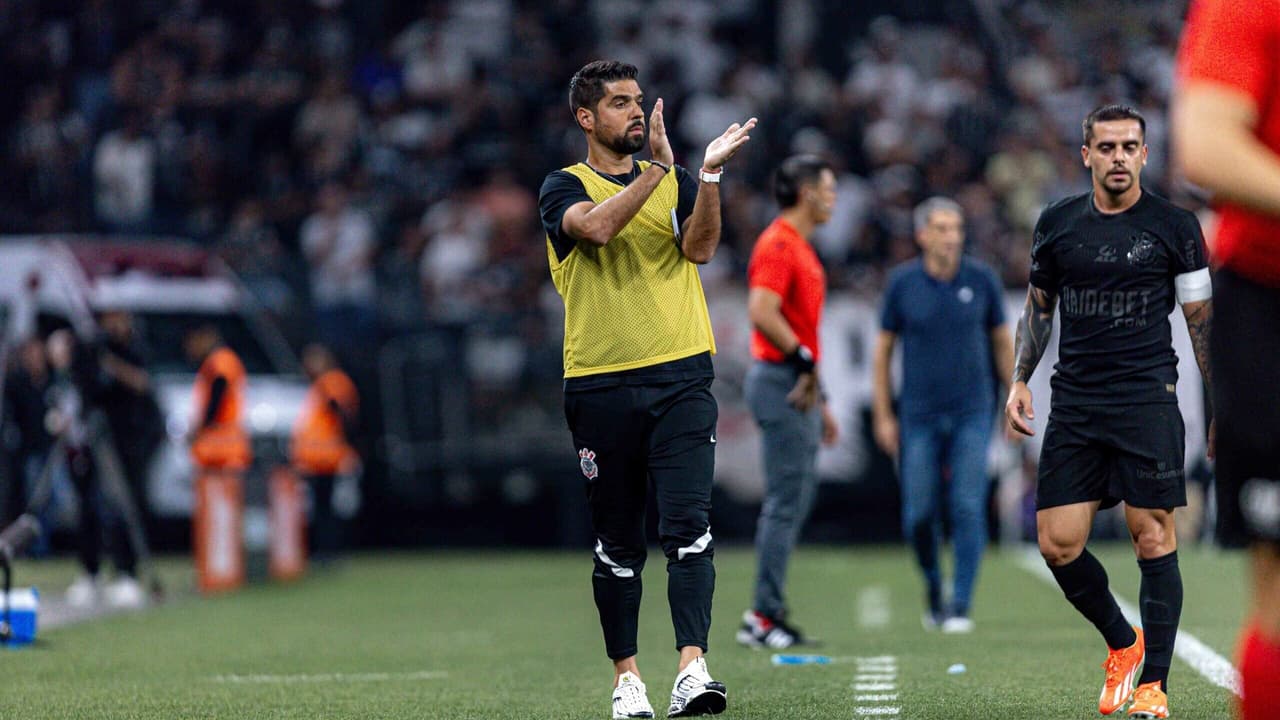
[101,336,161,435]
[102,336,147,401]
[3,369,53,456]
[538,161,710,392]
[1030,190,1208,406]
[538,161,699,262]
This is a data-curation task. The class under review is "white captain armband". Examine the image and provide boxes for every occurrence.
[1174,267,1212,304]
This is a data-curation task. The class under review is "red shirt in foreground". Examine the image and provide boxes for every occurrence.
[1177,0,1280,285]
[747,217,827,363]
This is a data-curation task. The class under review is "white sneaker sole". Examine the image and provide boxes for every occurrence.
[941,618,974,634]
[735,628,763,649]
[669,683,727,717]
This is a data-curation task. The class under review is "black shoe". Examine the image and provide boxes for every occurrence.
[735,609,817,649]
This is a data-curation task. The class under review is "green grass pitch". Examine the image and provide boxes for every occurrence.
[0,544,1245,719]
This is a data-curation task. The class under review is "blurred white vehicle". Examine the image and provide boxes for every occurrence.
[0,236,309,518]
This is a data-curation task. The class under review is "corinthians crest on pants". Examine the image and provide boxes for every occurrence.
[579,448,598,480]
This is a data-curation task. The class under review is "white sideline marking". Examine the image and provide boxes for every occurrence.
[856,655,897,664]
[853,682,896,691]
[1015,549,1241,696]
[857,585,891,628]
[39,596,150,630]
[212,670,448,684]
[852,655,901,719]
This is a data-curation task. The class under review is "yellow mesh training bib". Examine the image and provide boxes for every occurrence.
[547,162,716,378]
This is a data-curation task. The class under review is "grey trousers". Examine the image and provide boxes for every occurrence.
[744,361,821,618]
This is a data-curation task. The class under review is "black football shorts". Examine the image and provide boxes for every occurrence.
[1212,267,1280,545]
[1037,402,1186,511]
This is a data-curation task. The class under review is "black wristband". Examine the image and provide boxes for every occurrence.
[785,345,816,374]
[649,160,671,174]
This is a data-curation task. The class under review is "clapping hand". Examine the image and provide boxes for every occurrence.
[703,117,758,171]
[649,98,674,166]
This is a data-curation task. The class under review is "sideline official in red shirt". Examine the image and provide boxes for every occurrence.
[1175,3,1280,717]
[735,155,838,650]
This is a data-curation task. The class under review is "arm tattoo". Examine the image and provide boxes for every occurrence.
[1012,286,1057,384]
[1184,300,1214,403]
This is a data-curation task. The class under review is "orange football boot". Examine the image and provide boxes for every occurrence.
[1100,627,1145,715]
[1127,681,1169,718]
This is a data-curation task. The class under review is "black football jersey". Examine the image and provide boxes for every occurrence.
[1030,191,1208,407]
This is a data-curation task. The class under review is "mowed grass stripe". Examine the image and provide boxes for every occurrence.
[1,545,1246,719]
[211,670,448,684]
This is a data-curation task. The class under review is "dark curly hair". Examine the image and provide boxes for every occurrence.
[569,60,639,117]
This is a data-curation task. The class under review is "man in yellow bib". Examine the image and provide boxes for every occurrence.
[538,60,756,719]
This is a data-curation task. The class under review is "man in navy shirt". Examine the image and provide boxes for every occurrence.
[872,196,1013,633]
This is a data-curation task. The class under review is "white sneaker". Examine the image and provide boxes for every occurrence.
[668,657,727,717]
[65,573,99,608]
[104,576,147,609]
[941,616,975,634]
[611,672,654,719]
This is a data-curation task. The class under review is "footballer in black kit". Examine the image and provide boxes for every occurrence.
[1006,105,1213,717]
[1029,189,1208,510]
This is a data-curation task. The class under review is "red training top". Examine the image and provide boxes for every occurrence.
[1177,0,1280,285]
[747,217,827,363]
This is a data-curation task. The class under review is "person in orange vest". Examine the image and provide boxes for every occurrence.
[185,325,251,472]
[185,324,251,593]
[290,343,358,562]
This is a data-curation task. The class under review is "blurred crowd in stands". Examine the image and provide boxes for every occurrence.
[1,0,1197,379]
